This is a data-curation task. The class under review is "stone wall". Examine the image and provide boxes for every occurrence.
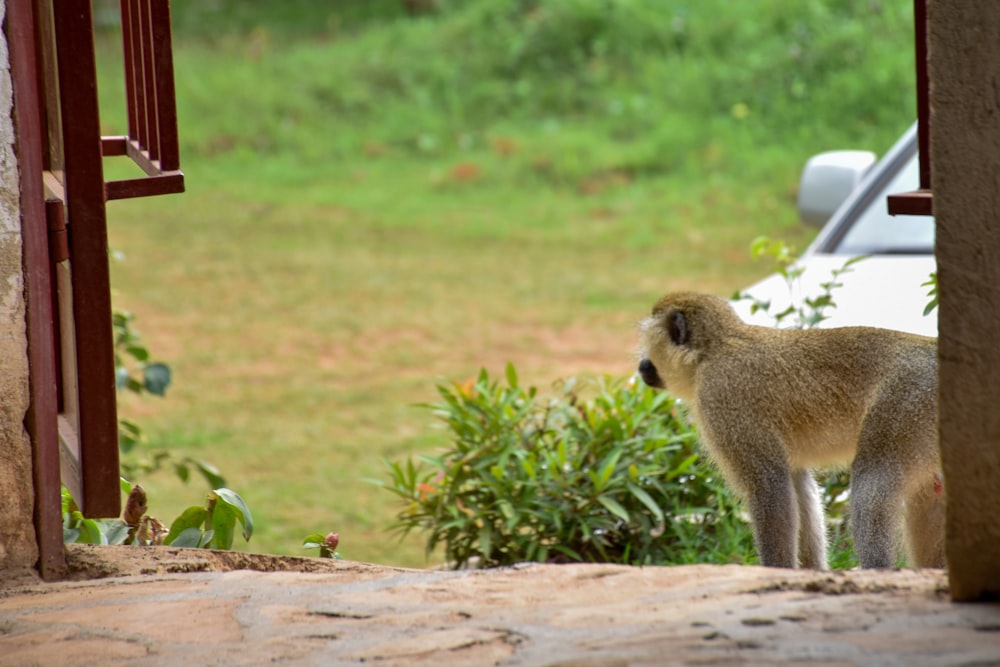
[930,0,1000,600]
[0,0,39,575]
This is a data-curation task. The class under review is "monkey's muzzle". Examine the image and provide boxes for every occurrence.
[637,358,663,388]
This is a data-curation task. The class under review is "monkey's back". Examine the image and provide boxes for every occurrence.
[696,324,937,469]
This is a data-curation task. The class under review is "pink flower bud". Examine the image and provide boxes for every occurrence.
[324,532,340,550]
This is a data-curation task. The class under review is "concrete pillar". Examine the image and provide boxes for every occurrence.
[930,0,1000,601]
[0,0,41,575]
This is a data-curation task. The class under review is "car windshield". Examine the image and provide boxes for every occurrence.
[834,154,935,255]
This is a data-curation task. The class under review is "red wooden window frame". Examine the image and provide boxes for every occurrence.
[887,0,932,216]
[7,0,183,579]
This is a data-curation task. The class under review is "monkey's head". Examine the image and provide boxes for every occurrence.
[637,292,741,400]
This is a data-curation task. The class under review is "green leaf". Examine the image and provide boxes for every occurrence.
[213,488,254,541]
[103,519,131,545]
[115,365,131,390]
[774,305,796,321]
[165,506,208,546]
[77,518,105,545]
[498,500,517,528]
[174,463,191,483]
[169,527,203,548]
[194,460,226,489]
[598,495,631,523]
[520,455,536,480]
[302,533,326,547]
[749,235,771,259]
[210,500,236,550]
[627,482,665,524]
[597,449,623,489]
[199,529,216,548]
[505,362,518,388]
[478,524,493,561]
[922,273,938,316]
[843,254,869,269]
[550,544,583,562]
[666,454,700,480]
[62,487,78,515]
[143,363,172,396]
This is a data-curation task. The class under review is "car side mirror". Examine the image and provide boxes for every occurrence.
[797,150,876,227]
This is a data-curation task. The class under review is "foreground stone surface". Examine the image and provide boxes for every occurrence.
[0,546,998,666]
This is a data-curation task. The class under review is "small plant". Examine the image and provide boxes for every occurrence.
[73,293,253,551]
[114,307,225,488]
[62,481,135,546]
[164,487,254,550]
[63,479,253,550]
[734,236,867,330]
[375,364,753,569]
[303,532,343,559]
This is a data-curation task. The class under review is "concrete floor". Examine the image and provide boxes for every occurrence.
[0,545,998,666]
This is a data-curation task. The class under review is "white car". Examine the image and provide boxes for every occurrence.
[736,123,937,337]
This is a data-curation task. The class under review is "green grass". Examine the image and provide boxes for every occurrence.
[99,0,915,566]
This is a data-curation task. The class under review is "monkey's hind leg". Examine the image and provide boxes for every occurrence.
[792,469,828,569]
[848,464,903,569]
[903,473,946,568]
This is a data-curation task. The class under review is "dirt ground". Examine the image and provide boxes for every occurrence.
[0,544,998,666]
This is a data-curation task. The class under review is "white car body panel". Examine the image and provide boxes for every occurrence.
[734,254,937,337]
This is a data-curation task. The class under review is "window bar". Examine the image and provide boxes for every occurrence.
[121,0,141,144]
[104,0,184,200]
[52,0,121,519]
[150,0,180,171]
[137,0,159,157]
[887,0,932,216]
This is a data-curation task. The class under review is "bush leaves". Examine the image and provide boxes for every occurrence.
[375,367,755,568]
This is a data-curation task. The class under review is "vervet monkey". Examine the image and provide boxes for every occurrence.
[637,292,944,569]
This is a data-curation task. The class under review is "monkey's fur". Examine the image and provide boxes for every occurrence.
[637,292,944,569]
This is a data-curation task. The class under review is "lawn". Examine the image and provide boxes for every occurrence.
[100,0,916,566]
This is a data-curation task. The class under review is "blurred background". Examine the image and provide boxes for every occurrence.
[96,0,916,566]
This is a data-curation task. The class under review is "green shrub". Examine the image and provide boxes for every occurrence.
[376,364,754,568]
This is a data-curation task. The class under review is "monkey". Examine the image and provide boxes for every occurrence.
[636,292,944,570]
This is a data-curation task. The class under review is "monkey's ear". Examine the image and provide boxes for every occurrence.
[668,311,690,346]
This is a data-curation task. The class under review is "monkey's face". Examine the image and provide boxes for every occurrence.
[637,297,702,401]
[638,315,694,398]
[637,315,692,397]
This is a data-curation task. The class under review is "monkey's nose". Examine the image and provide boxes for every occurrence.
[638,358,662,388]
